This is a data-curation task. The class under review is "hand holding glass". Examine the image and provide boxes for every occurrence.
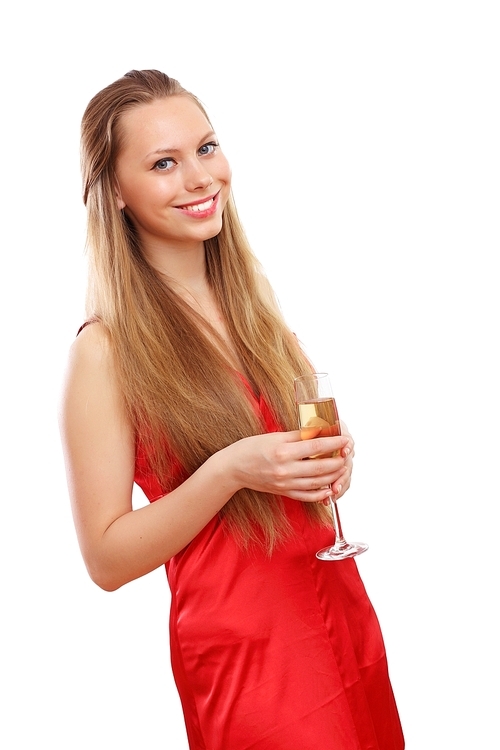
[294,373,368,561]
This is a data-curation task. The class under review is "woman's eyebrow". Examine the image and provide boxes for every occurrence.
[145,131,216,160]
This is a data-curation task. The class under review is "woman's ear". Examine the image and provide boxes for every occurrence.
[115,184,126,211]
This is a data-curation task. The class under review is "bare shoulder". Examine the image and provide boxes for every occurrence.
[63,321,121,397]
[60,321,126,427]
[68,320,113,370]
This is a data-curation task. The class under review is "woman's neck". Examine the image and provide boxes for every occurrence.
[143,239,209,292]
[142,237,243,370]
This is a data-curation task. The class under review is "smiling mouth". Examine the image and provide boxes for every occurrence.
[181,198,214,212]
[176,191,219,213]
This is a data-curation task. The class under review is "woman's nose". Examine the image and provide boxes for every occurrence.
[184,159,214,192]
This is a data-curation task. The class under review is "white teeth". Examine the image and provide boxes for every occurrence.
[182,198,213,212]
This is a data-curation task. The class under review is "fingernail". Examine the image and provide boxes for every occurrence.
[343,448,351,457]
[335,484,342,495]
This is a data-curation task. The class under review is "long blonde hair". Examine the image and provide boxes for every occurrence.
[81,69,327,551]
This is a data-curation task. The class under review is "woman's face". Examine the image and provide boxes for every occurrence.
[114,95,232,254]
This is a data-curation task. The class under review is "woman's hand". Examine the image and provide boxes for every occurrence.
[331,421,355,501]
[223,425,354,505]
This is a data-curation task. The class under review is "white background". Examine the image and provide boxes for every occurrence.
[1,2,498,748]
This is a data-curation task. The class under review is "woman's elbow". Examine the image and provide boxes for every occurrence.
[84,557,126,592]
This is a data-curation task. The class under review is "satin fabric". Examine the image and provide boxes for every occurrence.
[135,380,404,750]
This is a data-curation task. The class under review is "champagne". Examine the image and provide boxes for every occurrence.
[294,373,368,560]
[298,398,341,457]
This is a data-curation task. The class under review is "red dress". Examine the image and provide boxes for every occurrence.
[135,378,405,750]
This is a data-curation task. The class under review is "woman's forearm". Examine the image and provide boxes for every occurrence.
[88,450,240,591]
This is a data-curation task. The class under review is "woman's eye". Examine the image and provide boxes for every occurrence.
[154,157,175,171]
[198,142,218,156]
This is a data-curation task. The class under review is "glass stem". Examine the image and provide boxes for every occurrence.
[329,493,348,549]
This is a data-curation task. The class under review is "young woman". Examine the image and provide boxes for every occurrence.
[60,69,404,749]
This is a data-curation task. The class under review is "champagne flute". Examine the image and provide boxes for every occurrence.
[294,372,368,561]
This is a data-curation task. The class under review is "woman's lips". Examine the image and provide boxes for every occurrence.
[175,191,220,217]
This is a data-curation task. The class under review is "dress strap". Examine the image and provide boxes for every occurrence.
[76,317,99,337]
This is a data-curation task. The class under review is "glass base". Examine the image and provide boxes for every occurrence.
[316,541,369,561]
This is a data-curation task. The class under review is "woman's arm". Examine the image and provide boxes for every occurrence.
[59,323,352,591]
